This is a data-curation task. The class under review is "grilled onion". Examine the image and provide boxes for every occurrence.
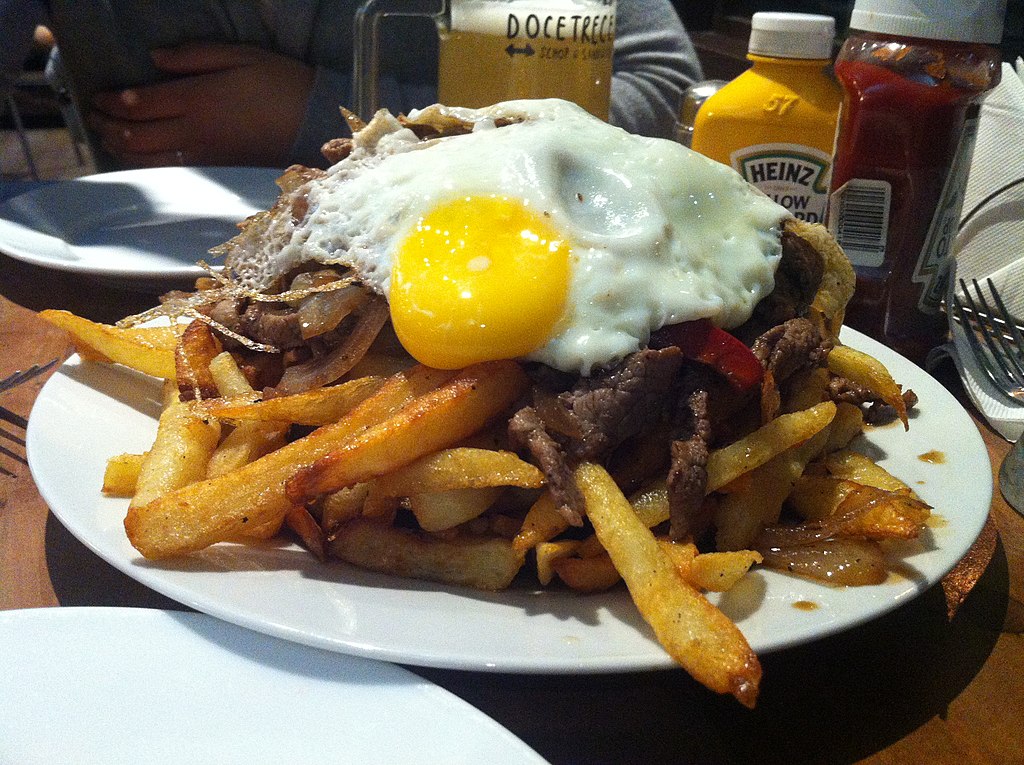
[757,539,887,586]
[272,297,389,395]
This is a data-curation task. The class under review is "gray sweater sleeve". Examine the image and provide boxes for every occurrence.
[610,0,703,139]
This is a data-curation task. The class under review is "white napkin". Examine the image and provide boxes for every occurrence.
[941,59,1024,441]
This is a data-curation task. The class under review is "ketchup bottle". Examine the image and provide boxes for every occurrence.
[827,0,1004,365]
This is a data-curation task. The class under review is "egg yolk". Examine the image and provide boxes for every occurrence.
[390,196,571,369]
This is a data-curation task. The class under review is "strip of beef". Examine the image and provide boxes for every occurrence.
[194,297,305,350]
[752,317,833,385]
[508,406,584,526]
[667,390,711,540]
[320,137,354,165]
[740,224,825,340]
[510,347,684,523]
[828,377,918,424]
[558,347,684,461]
[675,362,759,448]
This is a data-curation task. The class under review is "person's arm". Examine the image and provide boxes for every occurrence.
[609,0,703,139]
[88,43,316,168]
[0,1,47,101]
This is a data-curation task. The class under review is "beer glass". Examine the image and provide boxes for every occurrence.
[354,0,617,121]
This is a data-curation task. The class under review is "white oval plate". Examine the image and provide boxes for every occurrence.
[26,328,991,673]
[0,167,280,280]
[0,607,547,765]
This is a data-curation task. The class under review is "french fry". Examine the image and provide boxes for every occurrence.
[361,487,401,522]
[552,553,621,592]
[286,505,326,561]
[787,475,855,521]
[208,352,254,396]
[207,423,290,479]
[657,539,699,580]
[687,551,762,592]
[408,487,503,532]
[225,515,284,542]
[371,448,544,498]
[206,351,289,479]
[327,518,524,591]
[791,218,856,334]
[130,385,221,510]
[781,366,830,413]
[823,449,916,494]
[628,481,671,528]
[112,325,182,352]
[206,375,385,426]
[575,462,761,708]
[320,484,371,531]
[705,401,836,493]
[513,492,570,554]
[125,364,458,558]
[824,402,865,452]
[514,481,669,558]
[40,310,178,379]
[715,428,831,551]
[175,321,223,400]
[102,452,146,497]
[576,533,607,558]
[789,477,929,539]
[827,344,908,428]
[286,360,529,501]
[536,539,582,585]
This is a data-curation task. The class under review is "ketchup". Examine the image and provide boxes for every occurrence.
[828,19,1003,365]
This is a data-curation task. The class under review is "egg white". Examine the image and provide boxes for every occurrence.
[249,99,789,375]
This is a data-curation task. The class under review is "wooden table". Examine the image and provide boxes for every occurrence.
[3,251,1023,765]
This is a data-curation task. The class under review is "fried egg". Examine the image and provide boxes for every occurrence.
[239,99,789,375]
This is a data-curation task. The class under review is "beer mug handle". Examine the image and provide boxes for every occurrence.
[353,0,447,120]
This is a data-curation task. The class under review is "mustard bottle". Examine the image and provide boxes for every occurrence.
[691,12,841,224]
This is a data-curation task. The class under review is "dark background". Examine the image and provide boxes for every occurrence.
[673,0,1024,80]
[5,3,1022,132]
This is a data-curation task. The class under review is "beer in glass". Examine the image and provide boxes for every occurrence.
[437,0,616,119]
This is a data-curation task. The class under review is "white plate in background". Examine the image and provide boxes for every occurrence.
[26,328,992,673]
[0,167,280,281]
[0,607,548,765]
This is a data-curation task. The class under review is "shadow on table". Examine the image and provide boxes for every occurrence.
[415,540,1010,765]
[45,510,186,611]
[1,251,161,323]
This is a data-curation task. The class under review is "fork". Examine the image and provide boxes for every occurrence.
[0,359,58,477]
[0,360,59,395]
[0,422,26,477]
[950,279,1024,516]
[950,278,1024,404]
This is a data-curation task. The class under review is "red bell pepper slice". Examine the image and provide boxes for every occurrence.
[651,319,763,391]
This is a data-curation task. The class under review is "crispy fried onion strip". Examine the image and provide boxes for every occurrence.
[117,262,361,354]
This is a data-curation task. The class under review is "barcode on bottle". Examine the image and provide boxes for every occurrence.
[829,179,891,267]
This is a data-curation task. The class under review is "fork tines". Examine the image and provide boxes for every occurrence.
[953,278,1024,403]
[0,359,57,477]
[0,412,27,476]
[0,359,58,395]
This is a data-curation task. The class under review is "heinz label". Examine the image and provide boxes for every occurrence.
[731,143,832,223]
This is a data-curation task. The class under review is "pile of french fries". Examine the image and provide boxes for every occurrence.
[40,297,928,709]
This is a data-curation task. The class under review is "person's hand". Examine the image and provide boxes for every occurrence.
[88,43,316,168]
